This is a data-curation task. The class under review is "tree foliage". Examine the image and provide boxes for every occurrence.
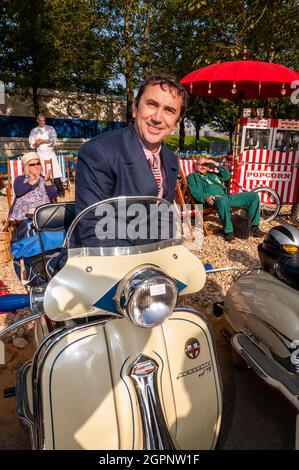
[0,0,298,128]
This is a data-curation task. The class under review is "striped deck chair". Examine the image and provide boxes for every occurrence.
[175,158,214,237]
[57,151,71,191]
[65,153,78,189]
[42,159,54,178]
[7,159,23,208]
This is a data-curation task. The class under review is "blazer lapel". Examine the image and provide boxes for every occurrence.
[160,144,178,201]
[122,125,159,196]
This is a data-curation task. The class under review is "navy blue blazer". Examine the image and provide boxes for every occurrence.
[74,124,178,246]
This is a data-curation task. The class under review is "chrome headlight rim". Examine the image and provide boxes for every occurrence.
[115,264,178,328]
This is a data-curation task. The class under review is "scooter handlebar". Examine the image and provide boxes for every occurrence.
[0,294,30,313]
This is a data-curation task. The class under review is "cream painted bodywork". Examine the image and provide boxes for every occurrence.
[44,245,206,322]
[35,310,222,450]
[225,271,299,357]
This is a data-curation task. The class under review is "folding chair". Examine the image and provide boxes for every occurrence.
[6,158,23,208]
[57,151,71,192]
[65,154,78,187]
[42,159,54,177]
[175,158,213,237]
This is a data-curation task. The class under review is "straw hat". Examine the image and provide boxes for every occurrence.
[21,152,40,167]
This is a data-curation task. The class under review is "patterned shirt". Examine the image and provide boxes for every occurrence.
[29,125,57,156]
[139,141,168,199]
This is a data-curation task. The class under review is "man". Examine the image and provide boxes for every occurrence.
[75,74,187,246]
[29,113,65,197]
[187,156,264,242]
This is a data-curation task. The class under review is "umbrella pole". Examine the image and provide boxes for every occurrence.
[233,92,244,159]
[233,118,240,159]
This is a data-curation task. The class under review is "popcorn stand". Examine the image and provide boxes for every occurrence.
[180,59,299,222]
[229,118,299,220]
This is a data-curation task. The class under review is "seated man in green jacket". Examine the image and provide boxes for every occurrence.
[187,156,264,242]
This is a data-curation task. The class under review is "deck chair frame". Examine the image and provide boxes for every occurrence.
[6,159,23,208]
[176,158,212,237]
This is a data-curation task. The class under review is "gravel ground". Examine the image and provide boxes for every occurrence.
[179,207,294,313]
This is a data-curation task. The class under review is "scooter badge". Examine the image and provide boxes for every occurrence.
[185,338,200,359]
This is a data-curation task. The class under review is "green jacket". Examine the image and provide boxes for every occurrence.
[187,165,231,204]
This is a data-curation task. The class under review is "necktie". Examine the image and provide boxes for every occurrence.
[150,154,162,193]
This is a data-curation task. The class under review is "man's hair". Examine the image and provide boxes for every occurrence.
[135,74,188,119]
[36,112,46,119]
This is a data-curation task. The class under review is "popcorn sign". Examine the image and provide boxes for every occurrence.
[246,170,292,182]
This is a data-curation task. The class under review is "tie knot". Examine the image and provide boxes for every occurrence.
[151,154,159,169]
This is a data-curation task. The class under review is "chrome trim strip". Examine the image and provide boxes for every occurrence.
[32,317,112,449]
[31,326,68,449]
[68,238,182,258]
[0,311,44,339]
[16,361,34,425]
[16,361,35,449]
[129,354,175,450]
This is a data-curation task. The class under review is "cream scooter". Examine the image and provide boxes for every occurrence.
[217,224,299,449]
[1,197,222,450]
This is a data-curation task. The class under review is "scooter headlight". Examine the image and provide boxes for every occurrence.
[116,265,178,328]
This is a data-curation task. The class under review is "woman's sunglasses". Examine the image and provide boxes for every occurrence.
[28,162,41,167]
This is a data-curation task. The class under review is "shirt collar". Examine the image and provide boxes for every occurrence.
[136,132,161,160]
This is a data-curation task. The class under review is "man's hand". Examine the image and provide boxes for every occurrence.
[205,158,219,167]
[34,138,42,148]
[206,195,215,206]
[44,170,53,186]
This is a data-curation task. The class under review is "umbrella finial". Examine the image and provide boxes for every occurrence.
[190,82,193,93]
[208,82,212,94]
[231,82,237,95]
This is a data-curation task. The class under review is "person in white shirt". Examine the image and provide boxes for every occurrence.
[29,113,65,197]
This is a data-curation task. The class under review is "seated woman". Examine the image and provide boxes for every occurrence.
[9,152,58,284]
[9,151,57,225]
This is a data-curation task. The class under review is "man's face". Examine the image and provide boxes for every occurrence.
[195,158,208,175]
[133,83,182,151]
[37,116,46,127]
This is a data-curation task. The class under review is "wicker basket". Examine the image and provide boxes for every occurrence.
[0,221,12,264]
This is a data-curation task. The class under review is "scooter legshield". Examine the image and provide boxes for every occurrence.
[33,309,222,450]
[225,271,299,358]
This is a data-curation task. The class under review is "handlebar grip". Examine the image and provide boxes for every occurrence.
[0,294,30,313]
[204,263,213,271]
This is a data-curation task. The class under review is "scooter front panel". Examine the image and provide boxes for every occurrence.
[38,324,120,450]
[162,309,222,449]
[35,309,222,450]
